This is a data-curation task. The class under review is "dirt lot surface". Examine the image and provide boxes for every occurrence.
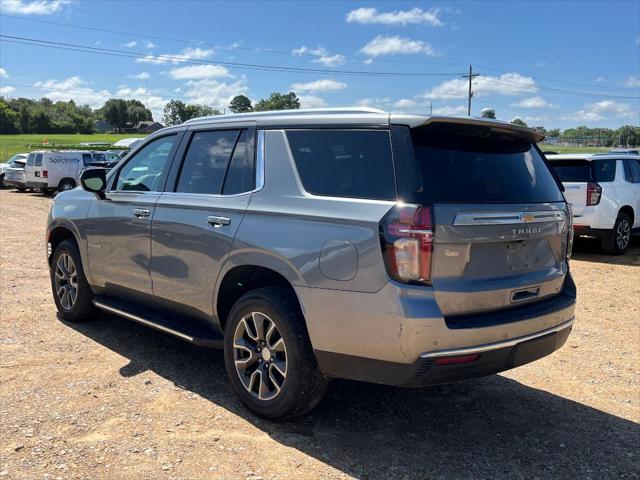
[1,189,639,479]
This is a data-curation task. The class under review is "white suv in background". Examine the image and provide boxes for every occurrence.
[547,153,640,254]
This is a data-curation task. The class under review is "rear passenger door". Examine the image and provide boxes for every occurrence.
[623,159,640,227]
[150,124,257,323]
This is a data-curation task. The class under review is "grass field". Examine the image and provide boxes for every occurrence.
[0,134,147,161]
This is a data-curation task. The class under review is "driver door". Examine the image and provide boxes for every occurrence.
[86,133,183,299]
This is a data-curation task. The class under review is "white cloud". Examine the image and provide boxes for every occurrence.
[121,41,137,48]
[33,76,111,108]
[356,97,391,108]
[128,72,150,80]
[136,47,214,65]
[0,86,16,95]
[432,104,467,116]
[346,7,443,27]
[168,64,232,80]
[290,79,347,93]
[594,76,606,83]
[424,72,537,100]
[0,68,8,78]
[182,78,249,111]
[393,98,416,109]
[145,41,156,49]
[561,100,637,122]
[298,95,327,108]
[512,96,553,108]
[292,46,345,66]
[0,0,72,15]
[621,76,640,88]
[360,35,436,57]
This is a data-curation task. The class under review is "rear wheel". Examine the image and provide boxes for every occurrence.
[50,240,97,322]
[601,212,632,255]
[223,287,329,420]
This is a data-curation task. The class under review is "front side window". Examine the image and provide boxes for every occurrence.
[115,135,177,192]
[26,154,35,166]
[286,129,396,200]
[222,129,255,195]
[176,130,240,194]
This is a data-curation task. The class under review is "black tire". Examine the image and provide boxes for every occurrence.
[601,212,632,255]
[0,174,5,188]
[223,287,329,420]
[17,187,26,192]
[50,239,97,322]
[58,178,76,192]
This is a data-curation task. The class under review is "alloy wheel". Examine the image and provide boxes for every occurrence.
[54,253,78,310]
[233,311,287,401]
[616,219,631,250]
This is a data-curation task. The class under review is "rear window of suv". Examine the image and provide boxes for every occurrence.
[286,129,396,201]
[392,125,564,204]
[551,159,616,182]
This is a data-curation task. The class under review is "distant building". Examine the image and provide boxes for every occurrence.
[93,120,116,133]
[135,121,164,134]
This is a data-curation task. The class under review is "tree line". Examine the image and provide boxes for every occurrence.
[1,92,637,145]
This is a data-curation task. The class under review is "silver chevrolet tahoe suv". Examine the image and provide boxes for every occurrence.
[46,108,576,419]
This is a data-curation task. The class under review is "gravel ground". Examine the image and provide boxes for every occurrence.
[1,189,639,480]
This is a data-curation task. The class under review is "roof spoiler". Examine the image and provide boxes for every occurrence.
[416,116,545,143]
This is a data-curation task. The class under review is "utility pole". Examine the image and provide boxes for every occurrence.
[429,101,433,115]
[462,65,480,116]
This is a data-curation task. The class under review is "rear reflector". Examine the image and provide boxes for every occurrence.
[434,354,481,366]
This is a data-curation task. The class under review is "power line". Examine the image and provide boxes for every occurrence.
[0,35,464,77]
[2,12,637,94]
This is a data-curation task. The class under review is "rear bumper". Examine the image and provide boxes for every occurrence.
[26,181,48,190]
[315,320,572,386]
[3,178,26,188]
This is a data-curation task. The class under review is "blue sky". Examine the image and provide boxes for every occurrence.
[0,0,639,129]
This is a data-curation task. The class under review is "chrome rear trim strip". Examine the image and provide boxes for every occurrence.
[453,210,565,226]
[94,300,195,342]
[420,318,574,359]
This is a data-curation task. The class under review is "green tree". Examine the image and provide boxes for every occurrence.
[163,100,221,125]
[100,99,129,132]
[253,92,300,111]
[547,128,561,137]
[229,95,253,113]
[126,99,153,124]
[0,99,19,133]
[510,118,528,127]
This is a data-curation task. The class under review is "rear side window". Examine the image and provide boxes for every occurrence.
[552,159,616,182]
[222,129,255,195]
[82,154,93,166]
[286,129,396,200]
[393,125,563,204]
[34,154,43,167]
[176,130,241,195]
[624,159,640,183]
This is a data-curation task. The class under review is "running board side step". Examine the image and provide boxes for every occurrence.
[93,297,223,348]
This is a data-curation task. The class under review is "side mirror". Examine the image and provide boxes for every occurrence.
[80,168,107,199]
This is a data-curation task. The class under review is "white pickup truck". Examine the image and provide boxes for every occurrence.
[547,153,640,254]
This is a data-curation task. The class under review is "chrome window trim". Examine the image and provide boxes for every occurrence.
[453,210,565,226]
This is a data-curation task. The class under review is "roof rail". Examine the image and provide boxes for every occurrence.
[182,107,388,125]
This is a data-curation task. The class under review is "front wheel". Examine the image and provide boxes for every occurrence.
[601,213,632,255]
[50,240,97,322]
[223,287,329,420]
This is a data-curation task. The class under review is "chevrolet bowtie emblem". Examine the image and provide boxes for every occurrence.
[522,213,536,223]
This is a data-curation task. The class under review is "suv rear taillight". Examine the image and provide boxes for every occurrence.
[566,203,574,259]
[380,204,433,285]
[586,181,601,206]
[42,170,48,178]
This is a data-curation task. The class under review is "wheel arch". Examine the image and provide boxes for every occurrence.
[618,205,634,226]
[57,177,77,190]
[215,259,305,333]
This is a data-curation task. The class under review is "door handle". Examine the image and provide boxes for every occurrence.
[207,215,231,227]
[133,208,151,218]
